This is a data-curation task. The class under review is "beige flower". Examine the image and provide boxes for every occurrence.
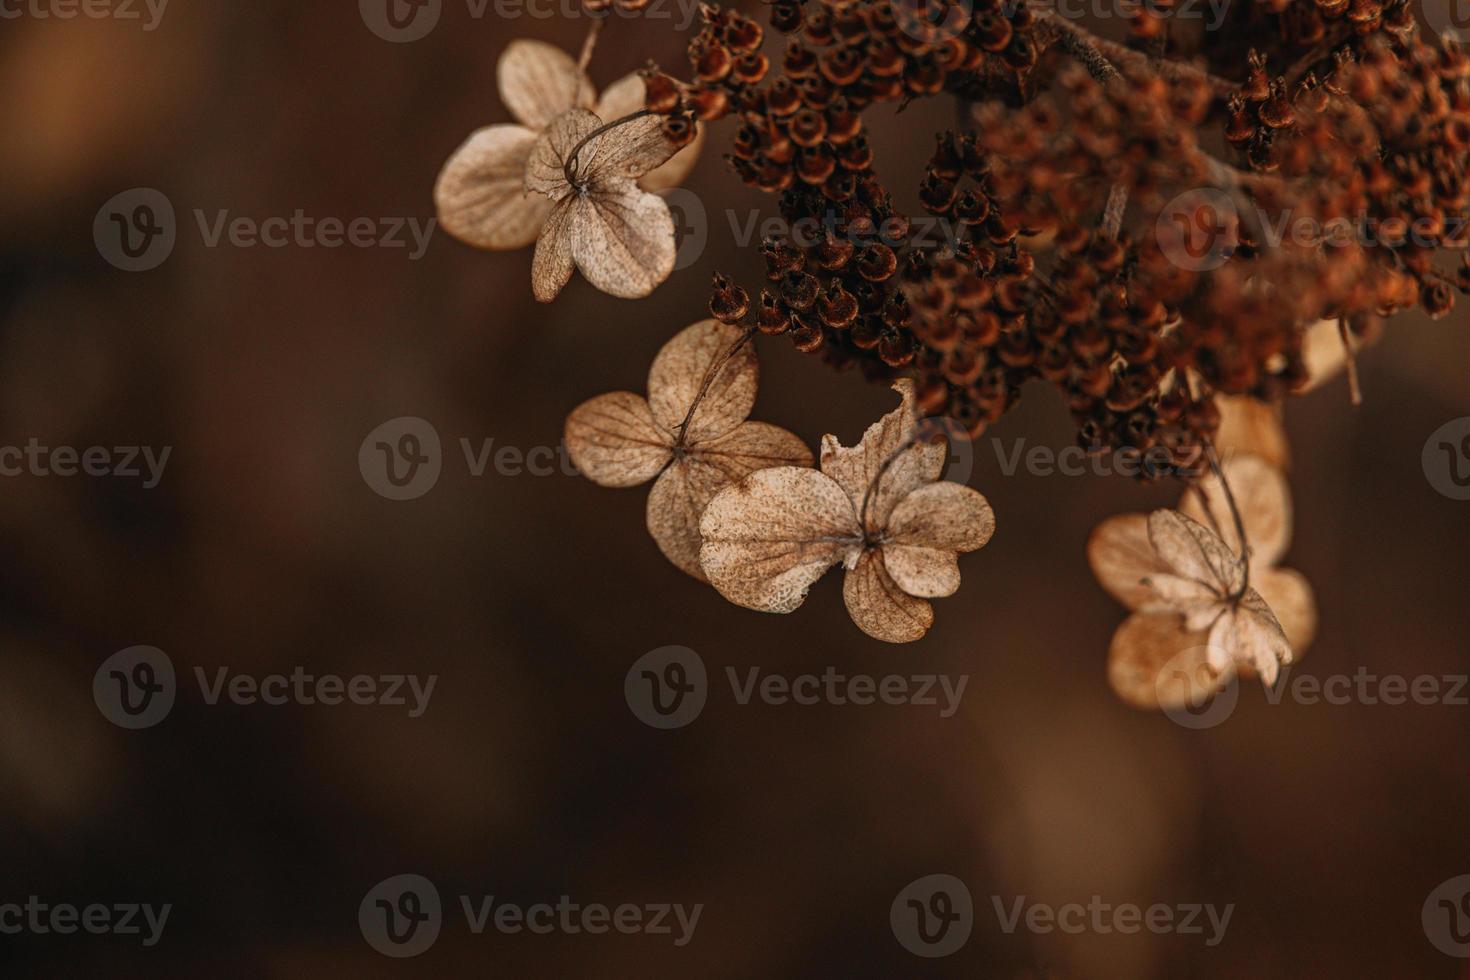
[1215,395,1288,470]
[434,39,701,254]
[699,380,996,643]
[564,320,811,580]
[1089,454,1315,710]
[523,109,681,302]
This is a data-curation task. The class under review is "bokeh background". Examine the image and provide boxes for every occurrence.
[2,4,1469,977]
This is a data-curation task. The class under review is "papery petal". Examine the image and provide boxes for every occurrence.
[594,73,647,124]
[564,391,671,487]
[1087,513,1174,611]
[531,197,577,302]
[881,545,960,599]
[433,125,547,250]
[1298,317,1351,394]
[1178,454,1292,570]
[820,380,946,533]
[699,467,861,614]
[526,109,602,201]
[886,481,995,552]
[843,549,934,643]
[1138,573,1224,617]
[1252,566,1317,656]
[1107,613,1230,712]
[1147,509,1245,598]
[569,182,676,299]
[646,422,813,581]
[1207,589,1293,687]
[497,40,594,131]
[641,124,704,193]
[646,320,756,443]
[586,114,679,183]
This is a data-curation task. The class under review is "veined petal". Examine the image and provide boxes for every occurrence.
[647,320,757,443]
[699,467,861,614]
[843,549,934,643]
[1107,613,1228,712]
[1207,589,1293,687]
[531,197,577,302]
[646,421,812,581]
[497,40,594,131]
[885,481,995,553]
[569,182,676,299]
[526,109,602,201]
[1252,567,1317,657]
[585,113,679,183]
[1147,509,1246,598]
[820,380,946,533]
[434,125,547,250]
[1087,513,1173,611]
[564,391,672,488]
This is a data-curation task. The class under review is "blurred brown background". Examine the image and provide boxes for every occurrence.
[2,4,1469,977]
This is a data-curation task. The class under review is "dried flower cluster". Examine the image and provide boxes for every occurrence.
[436,3,1462,697]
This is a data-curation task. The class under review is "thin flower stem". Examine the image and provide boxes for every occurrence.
[1203,439,1251,600]
[1338,316,1363,406]
[577,20,603,73]
[859,433,925,537]
[564,109,656,188]
[674,327,758,449]
[1034,12,1236,97]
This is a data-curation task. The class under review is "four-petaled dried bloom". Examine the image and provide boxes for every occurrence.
[699,380,995,643]
[565,319,811,579]
[434,39,700,299]
[1089,454,1316,710]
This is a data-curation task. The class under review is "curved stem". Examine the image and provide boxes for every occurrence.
[1203,439,1250,601]
[564,109,656,188]
[859,434,922,536]
[674,327,758,449]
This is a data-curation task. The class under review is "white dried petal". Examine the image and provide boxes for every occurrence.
[497,40,594,132]
[646,320,756,444]
[563,391,672,488]
[433,125,547,250]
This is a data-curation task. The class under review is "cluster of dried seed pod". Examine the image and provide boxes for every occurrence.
[638,0,1468,478]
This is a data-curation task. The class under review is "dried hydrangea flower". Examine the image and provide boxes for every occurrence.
[434,39,699,254]
[1215,395,1289,471]
[565,319,811,580]
[1090,454,1313,709]
[1178,455,1317,656]
[699,380,995,643]
[523,108,682,301]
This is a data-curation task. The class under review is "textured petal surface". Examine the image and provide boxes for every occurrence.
[646,422,813,581]
[646,320,756,443]
[433,125,547,250]
[1087,513,1173,611]
[843,549,934,643]
[563,392,671,488]
[1147,509,1245,598]
[530,197,577,302]
[569,183,675,299]
[1179,454,1292,570]
[699,467,860,614]
[886,482,995,552]
[1207,588,1293,686]
[497,40,594,131]
[1252,567,1317,656]
[525,110,602,200]
[820,380,946,533]
[881,545,960,599]
[585,113,679,183]
[1107,613,1228,712]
